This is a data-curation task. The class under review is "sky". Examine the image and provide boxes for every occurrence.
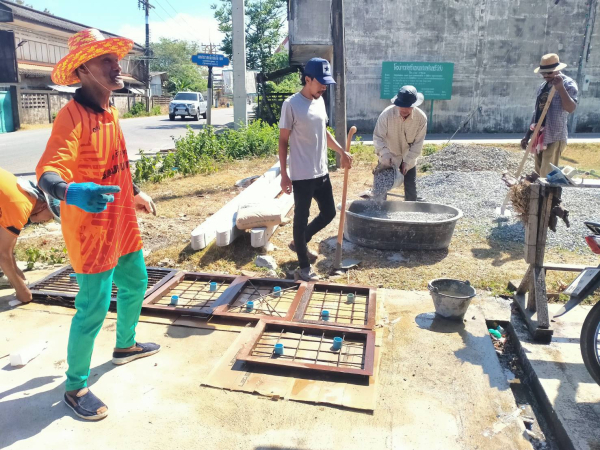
[20,0,225,46]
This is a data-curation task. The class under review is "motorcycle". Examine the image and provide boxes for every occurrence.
[555,221,600,385]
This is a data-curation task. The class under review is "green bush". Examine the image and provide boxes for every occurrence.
[133,120,280,184]
[25,246,67,269]
[422,144,439,156]
[130,102,146,116]
[122,102,149,119]
[151,105,162,116]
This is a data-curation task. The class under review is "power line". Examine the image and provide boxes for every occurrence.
[162,0,206,40]
[153,0,205,44]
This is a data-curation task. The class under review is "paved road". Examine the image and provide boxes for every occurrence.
[4,109,599,178]
[0,107,238,177]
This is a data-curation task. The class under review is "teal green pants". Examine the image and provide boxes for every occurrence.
[65,250,147,391]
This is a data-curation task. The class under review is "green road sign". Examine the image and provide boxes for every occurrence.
[380,62,454,100]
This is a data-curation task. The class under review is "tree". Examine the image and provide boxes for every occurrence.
[263,52,301,94]
[15,0,34,8]
[150,39,208,94]
[211,0,286,72]
[15,1,52,13]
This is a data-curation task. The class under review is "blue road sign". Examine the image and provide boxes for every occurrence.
[191,53,230,67]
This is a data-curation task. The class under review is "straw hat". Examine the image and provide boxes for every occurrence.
[534,53,567,74]
[51,29,133,86]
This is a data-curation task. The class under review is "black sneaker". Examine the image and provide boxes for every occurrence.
[112,342,160,365]
[298,266,320,281]
[63,388,108,421]
[288,241,318,263]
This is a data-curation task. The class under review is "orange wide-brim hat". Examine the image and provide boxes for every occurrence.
[51,28,134,86]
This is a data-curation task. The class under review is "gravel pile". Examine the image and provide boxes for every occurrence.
[416,171,600,252]
[418,143,534,174]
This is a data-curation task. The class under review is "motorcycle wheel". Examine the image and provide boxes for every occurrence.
[581,301,600,385]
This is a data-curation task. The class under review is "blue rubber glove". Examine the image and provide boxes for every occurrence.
[65,182,121,213]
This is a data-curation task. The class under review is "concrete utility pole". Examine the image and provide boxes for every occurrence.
[331,0,347,167]
[570,0,598,134]
[138,0,154,109]
[232,0,247,129]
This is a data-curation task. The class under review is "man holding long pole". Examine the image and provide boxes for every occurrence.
[520,54,578,177]
[279,58,352,281]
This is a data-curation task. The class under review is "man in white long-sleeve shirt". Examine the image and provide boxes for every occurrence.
[373,85,427,201]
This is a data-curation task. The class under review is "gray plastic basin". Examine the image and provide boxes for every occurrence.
[342,200,463,251]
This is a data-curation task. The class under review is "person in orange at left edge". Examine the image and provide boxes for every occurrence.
[36,29,159,421]
[0,168,60,303]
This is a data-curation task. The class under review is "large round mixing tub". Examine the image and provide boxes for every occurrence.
[342,200,463,251]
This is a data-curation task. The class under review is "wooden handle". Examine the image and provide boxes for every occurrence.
[337,126,357,245]
[500,86,556,212]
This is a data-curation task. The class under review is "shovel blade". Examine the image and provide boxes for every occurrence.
[495,207,512,217]
[341,258,361,269]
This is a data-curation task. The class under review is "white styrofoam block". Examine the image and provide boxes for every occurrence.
[10,340,48,367]
[8,300,22,307]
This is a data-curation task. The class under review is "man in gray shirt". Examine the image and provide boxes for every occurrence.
[279,58,352,281]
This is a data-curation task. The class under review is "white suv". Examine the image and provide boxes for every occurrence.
[169,92,207,121]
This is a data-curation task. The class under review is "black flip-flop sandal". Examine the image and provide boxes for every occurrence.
[63,388,108,421]
[112,342,160,365]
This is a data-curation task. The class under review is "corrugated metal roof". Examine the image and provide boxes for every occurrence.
[122,75,144,86]
[49,84,77,93]
[18,62,52,76]
[0,0,144,52]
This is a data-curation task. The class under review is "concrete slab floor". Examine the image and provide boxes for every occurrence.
[511,304,600,450]
[0,289,532,450]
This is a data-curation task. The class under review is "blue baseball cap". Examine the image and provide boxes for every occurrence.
[303,58,336,85]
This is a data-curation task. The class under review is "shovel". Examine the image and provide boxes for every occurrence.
[333,126,360,275]
[497,86,557,217]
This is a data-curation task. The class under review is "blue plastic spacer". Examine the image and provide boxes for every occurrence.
[332,337,343,351]
[209,281,218,292]
[246,300,254,312]
[321,310,330,320]
[273,286,282,297]
[347,293,355,303]
[274,343,284,355]
[170,295,179,305]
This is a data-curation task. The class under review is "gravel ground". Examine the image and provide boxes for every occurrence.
[417,171,600,252]
[419,143,534,173]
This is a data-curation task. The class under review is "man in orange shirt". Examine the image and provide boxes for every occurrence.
[0,168,60,302]
[36,29,158,421]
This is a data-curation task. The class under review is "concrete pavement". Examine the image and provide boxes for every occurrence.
[512,304,600,450]
[0,281,532,450]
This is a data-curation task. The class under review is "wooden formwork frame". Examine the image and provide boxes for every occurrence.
[292,281,377,330]
[237,320,375,377]
[142,271,248,316]
[29,266,179,305]
[212,277,309,322]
